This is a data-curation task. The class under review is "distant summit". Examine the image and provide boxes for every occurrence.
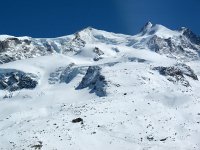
[140,21,153,34]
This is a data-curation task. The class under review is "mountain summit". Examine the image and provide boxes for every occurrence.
[140,21,153,34]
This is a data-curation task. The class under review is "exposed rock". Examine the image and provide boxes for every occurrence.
[31,141,43,150]
[146,35,199,60]
[147,35,165,53]
[72,118,83,124]
[140,21,153,35]
[76,66,107,97]
[176,63,198,80]
[64,32,86,54]
[60,67,80,84]
[147,136,154,141]
[93,57,103,61]
[7,37,22,44]
[23,39,31,45]
[73,33,86,46]
[48,64,86,84]
[0,41,9,52]
[153,64,198,87]
[0,54,15,64]
[0,69,38,91]
[180,27,200,45]
[93,47,104,56]
[128,57,146,63]
[160,137,168,141]
[42,42,53,52]
[50,65,108,97]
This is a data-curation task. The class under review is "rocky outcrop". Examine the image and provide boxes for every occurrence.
[49,65,107,96]
[93,47,104,61]
[0,36,72,64]
[60,67,81,84]
[0,69,38,91]
[180,27,200,46]
[153,64,198,87]
[93,47,104,56]
[176,63,198,80]
[76,66,107,97]
[48,63,86,84]
[146,35,199,60]
[63,33,86,54]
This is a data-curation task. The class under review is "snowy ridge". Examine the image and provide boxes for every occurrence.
[0,23,200,150]
[0,23,200,63]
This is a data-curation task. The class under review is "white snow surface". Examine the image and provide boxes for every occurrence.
[0,24,200,150]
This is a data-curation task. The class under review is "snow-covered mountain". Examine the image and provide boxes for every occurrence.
[1,22,200,150]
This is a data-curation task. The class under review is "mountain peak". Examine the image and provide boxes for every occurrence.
[79,26,96,33]
[179,27,200,45]
[138,22,181,39]
[179,27,191,34]
[140,21,153,34]
[145,21,153,27]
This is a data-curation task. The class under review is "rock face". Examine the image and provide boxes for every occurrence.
[48,63,86,84]
[176,63,198,80]
[60,67,81,84]
[0,37,49,64]
[140,22,153,35]
[180,27,200,46]
[0,69,38,91]
[146,35,199,60]
[153,64,198,87]
[0,36,72,64]
[93,47,104,61]
[67,33,86,53]
[49,65,107,97]
[76,66,107,97]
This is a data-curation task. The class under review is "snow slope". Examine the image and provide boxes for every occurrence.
[0,22,200,150]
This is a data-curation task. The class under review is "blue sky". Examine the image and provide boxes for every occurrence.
[0,0,199,37]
